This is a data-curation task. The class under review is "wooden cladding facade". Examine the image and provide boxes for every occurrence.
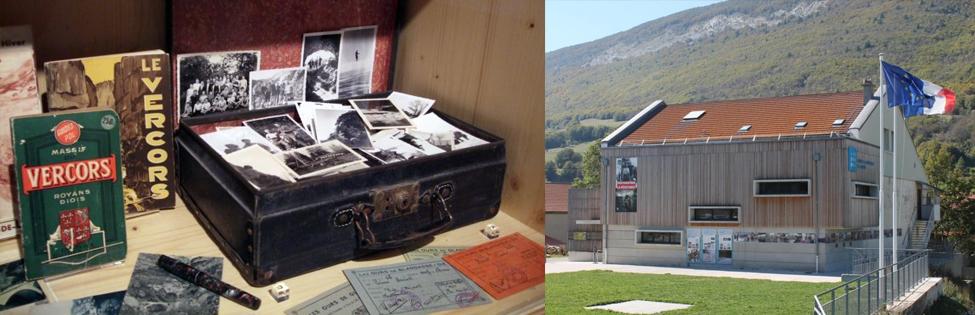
[601,137,882,229]
[567,188,601,252]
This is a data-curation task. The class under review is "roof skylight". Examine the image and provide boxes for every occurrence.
[795,121,808,129]
[739,125,752,132]
[832,119,845,126]
[682,110,706,120]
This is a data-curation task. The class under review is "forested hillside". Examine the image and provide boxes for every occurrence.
[545,0,975,183]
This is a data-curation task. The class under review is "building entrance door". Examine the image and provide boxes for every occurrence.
[687,228,733,265]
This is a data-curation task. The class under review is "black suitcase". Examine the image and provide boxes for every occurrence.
[174,92,506,286]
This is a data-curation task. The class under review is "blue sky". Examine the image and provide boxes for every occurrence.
[546,0,723,52]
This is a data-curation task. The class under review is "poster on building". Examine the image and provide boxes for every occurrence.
[701,229,717,264]
[615,157,638,212]
[717,229,733,265]
[686,229,701,263]
[615,190,637,212]
[615,157,638,189]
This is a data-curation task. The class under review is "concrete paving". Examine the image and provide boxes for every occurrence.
[546,260,842,283]
[585,300,693,314]
[886,277,944,314]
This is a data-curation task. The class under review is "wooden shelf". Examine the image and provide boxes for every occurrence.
[0,196,544,314]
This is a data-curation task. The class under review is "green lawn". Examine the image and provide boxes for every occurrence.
[579,118,623,128]
[546,270,839,315]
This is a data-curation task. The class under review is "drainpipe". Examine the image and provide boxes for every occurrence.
[813,152,822,273]
[601,157,609,264]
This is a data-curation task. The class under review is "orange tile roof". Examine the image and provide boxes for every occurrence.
[621,91,866,144]
[545,183,571,213]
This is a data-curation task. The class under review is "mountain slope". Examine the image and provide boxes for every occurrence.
[545,0,975,129]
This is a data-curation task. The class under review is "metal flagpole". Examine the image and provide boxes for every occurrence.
[893,97,899,268]
[878,53,886,270]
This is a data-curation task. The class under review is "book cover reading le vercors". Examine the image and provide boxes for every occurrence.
[11,108,127,280]
[44,51,175,216]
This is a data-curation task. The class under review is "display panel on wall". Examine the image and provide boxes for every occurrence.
[615,157,637,212]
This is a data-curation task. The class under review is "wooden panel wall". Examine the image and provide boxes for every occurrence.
[846,140,881,228]
[0,0,167,64]
[567,188,601,252]
[602,139,863,229]
[395,0,544,230]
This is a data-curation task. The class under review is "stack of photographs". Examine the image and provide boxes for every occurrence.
[201,114,368,190]
[342,92,488,165]
[176,25,379,118]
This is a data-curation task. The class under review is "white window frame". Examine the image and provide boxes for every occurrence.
[851,181,879,199]
[634,229,683,247]
[753,179,811,197]
[688,206,741,223]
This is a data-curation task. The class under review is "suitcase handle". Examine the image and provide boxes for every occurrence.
[353,192,453,251]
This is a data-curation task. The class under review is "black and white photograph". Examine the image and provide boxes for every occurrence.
[28,290,124,315]
[119,253,222,315]
[274,140,366,179]
[225,146,297,189]
[412,113,488,150]
[337,26,376,98]
[320,161,369,177]
[406,130,454,152]
[387,91,435,118]
[349,98,413,130]
[243,114,316,151]
[0,260,47,312]
[200,126,280,156]
[366,135,427,164]
[616,157,638,183]
[177,50,260,118]
[615,189,637,213]
[248,67,307,110]
[313,108,372,149]
[290,101,350,137]
[377,130,445,155]
[301,31,341,102]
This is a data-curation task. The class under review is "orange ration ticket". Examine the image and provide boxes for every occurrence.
[442,233,545,299]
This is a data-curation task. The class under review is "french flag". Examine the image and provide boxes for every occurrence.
[881,61,956,116]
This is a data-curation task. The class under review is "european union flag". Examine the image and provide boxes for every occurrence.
[881,61,934,117]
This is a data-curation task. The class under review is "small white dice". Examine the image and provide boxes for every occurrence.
[482,223,500,239]
[269,282,290,302]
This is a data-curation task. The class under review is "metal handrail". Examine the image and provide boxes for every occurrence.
[920,205,938,248]
[813,250,929,315]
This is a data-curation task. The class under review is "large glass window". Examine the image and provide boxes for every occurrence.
[636,231,682,245]
[852,182,878,199]
[689,207,740,222]
[753,179,810,197]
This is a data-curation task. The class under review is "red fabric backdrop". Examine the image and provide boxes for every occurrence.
[171,0,398,118]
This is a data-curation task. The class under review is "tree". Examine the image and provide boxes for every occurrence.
[573,142,601,189]
[918,140,975,256]
[555,149,582,169]
[545,161,559,183]
[559,161,581,183]
[933,168,975,256]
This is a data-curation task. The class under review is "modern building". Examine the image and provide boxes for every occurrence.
[584,82,940,272]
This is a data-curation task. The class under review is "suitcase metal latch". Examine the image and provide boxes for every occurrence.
[370,183,419,222]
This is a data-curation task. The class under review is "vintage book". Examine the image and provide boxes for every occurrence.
[11,108,127,280]
[343,259,490,315]
[0,25,42,239]
[44,51,176,215]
